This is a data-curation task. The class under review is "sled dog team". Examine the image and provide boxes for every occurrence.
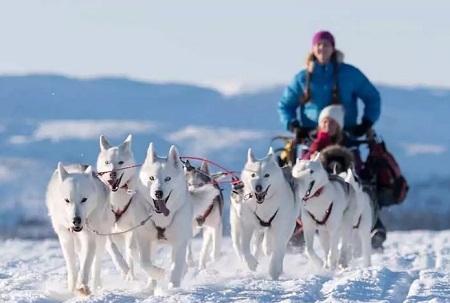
[46,135,375,296]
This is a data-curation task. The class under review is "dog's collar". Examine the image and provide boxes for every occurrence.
[302,186,324,202]
[112,196,133,223]
[254,208,279,228]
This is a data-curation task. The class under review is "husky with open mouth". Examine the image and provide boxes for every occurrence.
[239,147,300,280]
[139,143,219,290]
[292,153,357,270]
[97,135,164,288]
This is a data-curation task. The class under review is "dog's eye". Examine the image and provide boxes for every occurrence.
[149,176,155,181]
[118,161,124,165]
[164,177,171,182]
[105,160,110,165]
[64,198,70,203]
[310,170,314,174]
[81,198,87,203]
[251,173,256,177]
[264,173,270,178]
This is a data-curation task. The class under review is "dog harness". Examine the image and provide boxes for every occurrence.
[307,203,333,226]
[254,209,279,227]
[112,196,133,223]
[302,186,324,202]
[196,193,223,226]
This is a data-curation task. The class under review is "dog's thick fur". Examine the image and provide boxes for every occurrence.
[239,147,300,280]
[139,143,219,289]
[46,163,121,296]
[185,161,223,269]
[292,154,357,269]
[339,167,373,267]
[97,135,164,284]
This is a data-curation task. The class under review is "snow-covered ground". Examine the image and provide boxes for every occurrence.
[1,231,450,303]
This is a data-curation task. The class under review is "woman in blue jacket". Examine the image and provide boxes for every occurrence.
[278,31,381,139]
[279,31,385,251]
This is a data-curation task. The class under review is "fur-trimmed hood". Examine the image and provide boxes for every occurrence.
[305,50,344,72]
[319,144,354,174]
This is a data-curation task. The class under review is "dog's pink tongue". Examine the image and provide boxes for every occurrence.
[156,200,170,216]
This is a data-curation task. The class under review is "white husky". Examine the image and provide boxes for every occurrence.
[239,147,300,280]
[184,161,223,269]
[46,163,122,296]
[139,143,219,289]
[97,134,164,284]
[339,166,373,267]
[229,177,264,262]
[292,155,357,269]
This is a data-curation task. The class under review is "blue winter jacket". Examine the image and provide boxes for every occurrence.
[278,61,381,130]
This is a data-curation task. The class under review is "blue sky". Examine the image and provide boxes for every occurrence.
[0,1,448,93]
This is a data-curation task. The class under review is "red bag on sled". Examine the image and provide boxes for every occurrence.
[364,137,409,206]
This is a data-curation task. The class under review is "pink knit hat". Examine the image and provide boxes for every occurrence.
[312,31,335,47]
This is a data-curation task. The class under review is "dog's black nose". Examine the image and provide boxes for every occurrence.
[155,190,163,199]
[255,184,263,192]
[110,171,117,179]
[73,217,82,226]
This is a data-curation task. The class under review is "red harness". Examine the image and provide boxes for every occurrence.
[308,202,333,226]
[302,186,324,202]
[112,196,133,223]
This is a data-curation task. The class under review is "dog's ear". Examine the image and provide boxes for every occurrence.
[266,147,277,164]
[100,135,112,151]
[57,162,69,182]
[120,134,132,152]
[146,142,157,163]
[312,152,321,162]
[84,165,93,175]
[247,148,255,163]
[168,145,180,168]
[200,161,210,175]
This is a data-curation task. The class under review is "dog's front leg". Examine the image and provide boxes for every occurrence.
[136,231,164,283]
[105,235,129,277]
[199,227,212,269]
[124,231,137,281]
[327,229,341,270]
[240,224,258,271]
[58,232,77,292]
[211,222,223,263]
[91,235,106,290]
[169,239,189,289]
[359,225,372,267]
[302,217,323,268]
[338,221,353,269]
[318,229,330,258]
[230,212,243,261]
[267,229,286,280]
[76,234,96,296]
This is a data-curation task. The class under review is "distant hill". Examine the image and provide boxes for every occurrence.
[0,74,449,237]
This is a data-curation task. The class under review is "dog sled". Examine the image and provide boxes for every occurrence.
[272,129,409,248]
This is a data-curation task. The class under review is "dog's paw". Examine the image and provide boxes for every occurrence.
[76,285,91,296]
[244,254,258,271]
[125,273,136,282]
[269,266,283,280]
[167,281,181,290]
[144,279,157,294]
[149,266,165,281]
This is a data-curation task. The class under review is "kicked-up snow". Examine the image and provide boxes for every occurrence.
[1,230,450,302]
